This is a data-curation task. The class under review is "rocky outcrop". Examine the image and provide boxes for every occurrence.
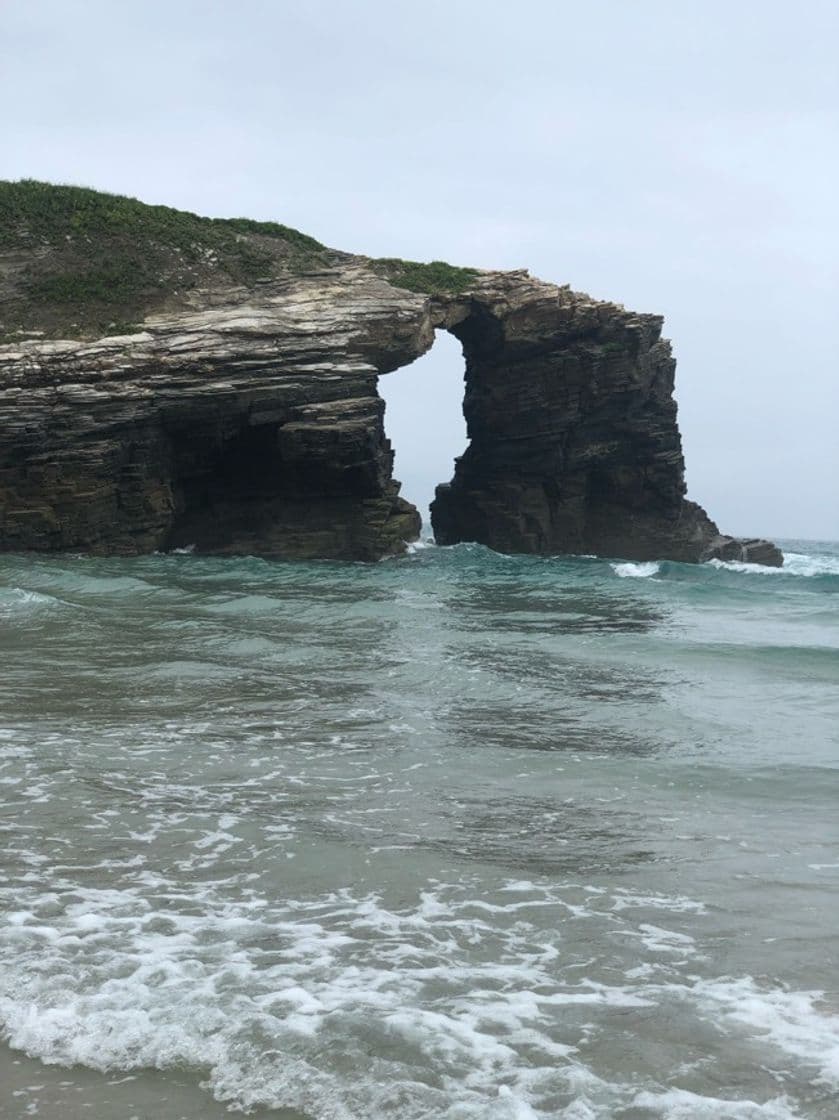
[700,535,784,567]
[0,186,781,564]
[430,274,727,562]
[0,268,428,559]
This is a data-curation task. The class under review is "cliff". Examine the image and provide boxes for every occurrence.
[0,181,781,565]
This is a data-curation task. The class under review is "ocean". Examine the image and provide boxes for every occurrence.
[0,538,837,1120]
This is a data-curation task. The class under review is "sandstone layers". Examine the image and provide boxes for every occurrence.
[0,189,781,565]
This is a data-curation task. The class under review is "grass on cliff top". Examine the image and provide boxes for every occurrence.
[0,181,478,341]
[0,180,330,339]
[0,179,325,255]
[372,257,479,295]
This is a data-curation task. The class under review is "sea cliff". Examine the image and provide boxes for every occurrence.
[0,181,781,564]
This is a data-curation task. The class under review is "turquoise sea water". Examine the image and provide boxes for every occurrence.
[0,539,837,1119]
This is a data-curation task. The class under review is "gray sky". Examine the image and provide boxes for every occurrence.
[2,0,836,540]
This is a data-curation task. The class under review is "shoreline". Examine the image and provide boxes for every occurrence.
[0,1043,306,1120]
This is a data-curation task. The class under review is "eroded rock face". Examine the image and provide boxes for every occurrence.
[0,268,429,559]
[430,274,722,561]
[700,535,784,567]
[0,261,780,564]
[427,273,782,563]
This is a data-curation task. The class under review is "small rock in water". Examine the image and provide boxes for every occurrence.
[701,534,784,567]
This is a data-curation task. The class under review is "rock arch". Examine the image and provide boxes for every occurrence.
[0,264,780,564]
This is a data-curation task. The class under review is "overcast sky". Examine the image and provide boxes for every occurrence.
[2,0,836,539]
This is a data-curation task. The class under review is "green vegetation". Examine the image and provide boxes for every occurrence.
[0,180,479,342]
[0,180,330,339]
[27,265,157,306]
[0,179,324,255]
[372,257,478,295]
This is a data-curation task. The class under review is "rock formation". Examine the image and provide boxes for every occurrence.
[699,535,783,567]
[0,182,781,565]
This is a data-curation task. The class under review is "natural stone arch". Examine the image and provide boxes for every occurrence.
[0,263,780,564]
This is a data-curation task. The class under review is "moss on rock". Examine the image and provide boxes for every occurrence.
[371,257,479,295]
[0,180,331,340]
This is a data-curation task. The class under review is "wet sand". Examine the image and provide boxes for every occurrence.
[0,1044,306,1120]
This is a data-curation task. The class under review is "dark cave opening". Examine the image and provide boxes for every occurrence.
[165,419,287,550]
[182,422,284,508]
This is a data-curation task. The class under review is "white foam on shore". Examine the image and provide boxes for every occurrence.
[2,878,837,1118]
[0,882,593,1117]
[625,923,699,956]
[610,890,706,914]
[690,975,839,1088]
[631,1087,800,1119]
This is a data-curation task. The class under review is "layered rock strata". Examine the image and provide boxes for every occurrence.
[699,535,783,567]
[0,268,428,559]
[0,218,780,564]
[429,275,782,566]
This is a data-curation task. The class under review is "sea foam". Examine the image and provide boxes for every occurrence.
[709,550,839,577]
[2,878,838,1118]
[611,561,661,578]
